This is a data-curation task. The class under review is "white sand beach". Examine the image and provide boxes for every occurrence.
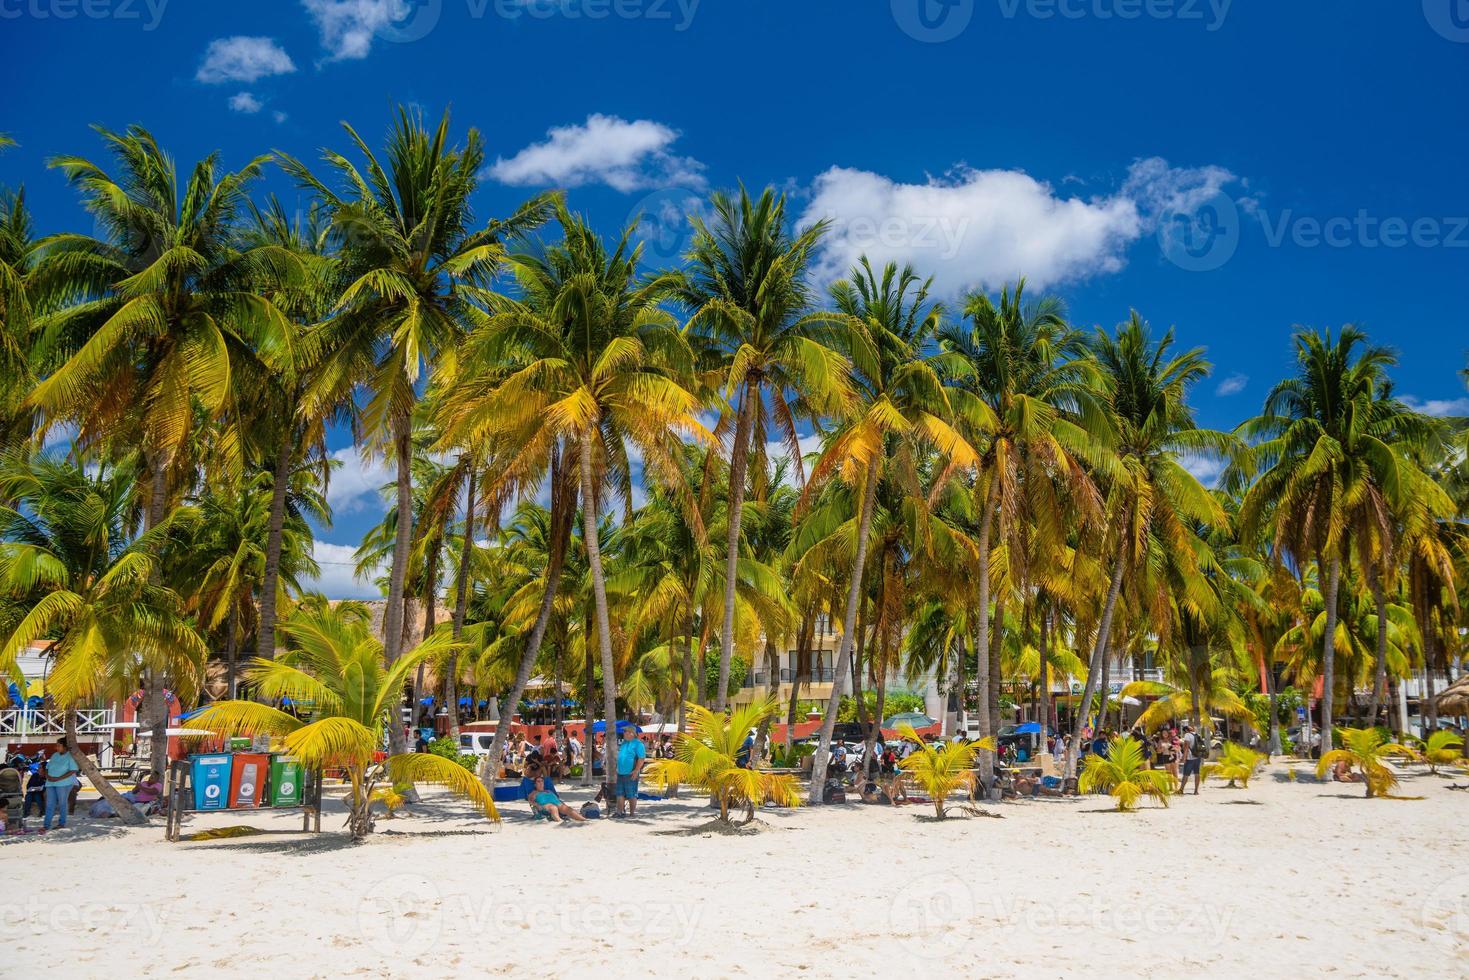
[7,761,1466,978]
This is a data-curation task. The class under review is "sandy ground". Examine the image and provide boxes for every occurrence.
[5,759,1467,978]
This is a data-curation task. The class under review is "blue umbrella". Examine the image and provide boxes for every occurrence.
[588,719,641,734]
[6,682,19,708]
[1014,722,1043,734]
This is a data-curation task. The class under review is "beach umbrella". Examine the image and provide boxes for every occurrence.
[588,719,642,734]
[1014,722,1043,734]
[883,711,938,730]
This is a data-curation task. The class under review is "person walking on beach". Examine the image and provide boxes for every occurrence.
[42,737,80,831]
[614,726,646,818]
[1179,725,1204,795]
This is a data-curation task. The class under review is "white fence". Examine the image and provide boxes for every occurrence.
[0,707,116,740]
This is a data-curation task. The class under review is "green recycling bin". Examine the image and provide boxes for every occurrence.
[269,756,304,807]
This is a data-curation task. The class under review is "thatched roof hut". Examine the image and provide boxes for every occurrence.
[1434,674,1469,716]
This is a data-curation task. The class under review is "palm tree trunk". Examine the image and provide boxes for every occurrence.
[809,452,881,803]
[786,606,813,746]
[1264,654,1282,756]
[678,604,694,734]
[1064,551,1126,783]
[256,434,293,661]
[65,710,146,825]
[715,378,759,711]
[225,604,241,700]
[1320,552,1342,755]
[382,417,415,756]
[582,633,596,786]
[446,466,478,740]
[483,452,575,784]
[1038,605,1052,744]
[1367,569,1388,728]
[973,479,997,784]
[143,452,171,776]
[580,438,620,782]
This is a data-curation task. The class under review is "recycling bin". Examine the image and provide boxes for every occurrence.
[191,754,232,811]
[269,756,304,807]
[229,753,270,808]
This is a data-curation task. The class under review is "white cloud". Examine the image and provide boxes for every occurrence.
[798,157,1243,296]
[325,448,393,516]
[305,541,382,600]
[196,36,296,84]
[765,432,825,489]
[228,92,263,114]
[272,110,289,125]
[1403,395,1469,418]
[1215,373,1248,396]
[302,0,414,61]
[1180,454,1225,488]
[487,114,705,193]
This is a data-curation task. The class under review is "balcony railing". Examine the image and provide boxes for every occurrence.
[0,707,116,738]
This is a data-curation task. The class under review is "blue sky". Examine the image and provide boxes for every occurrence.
[4,0,1468,596]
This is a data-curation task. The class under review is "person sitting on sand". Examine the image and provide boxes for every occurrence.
[1332,759,1361,783]
[529,777,585,823]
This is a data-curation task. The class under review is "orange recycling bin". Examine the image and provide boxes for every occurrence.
[229,753,270,808]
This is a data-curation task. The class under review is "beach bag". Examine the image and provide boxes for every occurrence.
[580,802,601,820]
[822,780,846,804]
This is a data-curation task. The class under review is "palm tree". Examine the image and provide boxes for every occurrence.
[0,174,43,453]
[677,187,853,711]
[804,260,975,801]
[0,453,207,823]
[278,107,552,754]
[896,723,993,818]
[30,126,291,768]
[1231,327,1431,754]
[1079,734,1176,811]
[643,696,800,824]
[1315,725,1416,798]
[1202,741,1267,788]
[1067,313,1231,780]
[936,282,1104,766]
[192,604,497,839]
[437,205,707,780]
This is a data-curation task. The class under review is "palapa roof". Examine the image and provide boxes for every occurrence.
[1434,675,1469,715]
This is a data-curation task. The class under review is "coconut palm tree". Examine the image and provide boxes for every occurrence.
[0,453,207,824]
[192,603,496,839]
[1079,734,1176,811]
[643,696,800,824]
[1201,741,1267,788]
[1315,725,1417,798]
[804,260,976,801]
[277,107,552,747]
[0,175,43,453]
[1230,327,1435,753]
[1418,730,1464,774]
[896,723,994,818]
[676,187,853,711]
[436,204,708,779]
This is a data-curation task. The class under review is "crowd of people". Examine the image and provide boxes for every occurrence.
[0,737,168,834]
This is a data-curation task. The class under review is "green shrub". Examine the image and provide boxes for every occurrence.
[427,737,478,771]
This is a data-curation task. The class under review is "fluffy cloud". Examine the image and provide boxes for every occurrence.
[1180,454,1225,488]
[325,448,393,515]
[196,37,296,84]
[1215,373,1249,396]
[1403,395,1469,418]
[302,0,418,61]
[228,92,263,114]
[487,114,705,193]
[797,157,1243,295]
[304,541,382,600]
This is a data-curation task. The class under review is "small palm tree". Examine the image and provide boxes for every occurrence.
[1202,741,1267,788]
[896,724,995,819]
[1419,730,1465,775]
[642,696,800,825]
[1079,735,1177,811]
[1315,726,1417,798]
[192,604,497,840]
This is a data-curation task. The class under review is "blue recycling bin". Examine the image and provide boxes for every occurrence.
[191,753,232,811]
